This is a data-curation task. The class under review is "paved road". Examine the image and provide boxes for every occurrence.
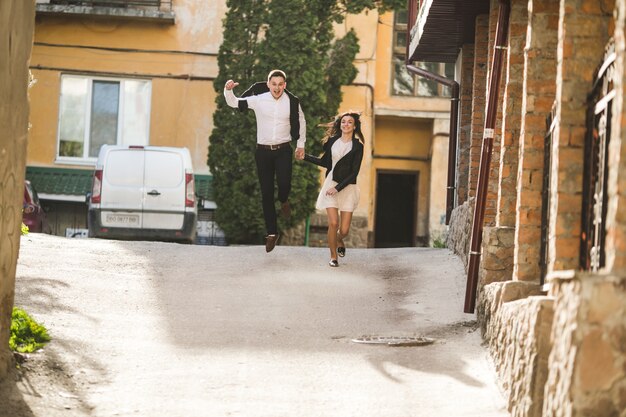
[5,234,508,417]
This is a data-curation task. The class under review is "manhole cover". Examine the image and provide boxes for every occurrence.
[351,336,435,347]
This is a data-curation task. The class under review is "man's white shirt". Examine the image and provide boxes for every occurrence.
[224,88,306,149]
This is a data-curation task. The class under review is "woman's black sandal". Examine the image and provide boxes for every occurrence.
[337,246,346,257]
[329,259,339,267]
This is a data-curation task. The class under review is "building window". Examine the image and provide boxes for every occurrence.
[391,10,454,97]
[57,75,151,162]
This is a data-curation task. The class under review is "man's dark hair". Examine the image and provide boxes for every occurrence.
[267,69,287,82]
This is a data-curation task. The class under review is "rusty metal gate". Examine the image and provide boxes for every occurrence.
[580,39,616,272]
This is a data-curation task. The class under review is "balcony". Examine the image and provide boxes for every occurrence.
[35,0,175,24]
[407,0,489,63]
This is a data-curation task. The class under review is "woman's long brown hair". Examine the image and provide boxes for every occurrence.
[320,112,364,144]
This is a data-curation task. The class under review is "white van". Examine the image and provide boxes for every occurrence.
[88,145,197,243]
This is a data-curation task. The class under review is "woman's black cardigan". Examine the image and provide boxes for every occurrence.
[304,136,364,192]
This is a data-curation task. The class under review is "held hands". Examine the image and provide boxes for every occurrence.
[325,187,338,196]
[295,147,305,160]
[225,79,239,90]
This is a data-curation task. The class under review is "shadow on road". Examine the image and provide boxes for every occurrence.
[12,276,107,416]
[0,370,37,417]
[362,321,486,387]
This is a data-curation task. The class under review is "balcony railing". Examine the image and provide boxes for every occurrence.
[36,0,174,23]
[48,0,164,7]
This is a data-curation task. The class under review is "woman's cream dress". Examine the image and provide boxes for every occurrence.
[315,139,360,212]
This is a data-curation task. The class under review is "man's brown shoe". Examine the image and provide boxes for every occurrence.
[265,234,279,252]
[280,201,291,218]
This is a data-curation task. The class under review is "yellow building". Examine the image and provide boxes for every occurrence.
[28,0,452,247]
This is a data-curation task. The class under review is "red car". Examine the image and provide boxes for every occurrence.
[23,180,50,233]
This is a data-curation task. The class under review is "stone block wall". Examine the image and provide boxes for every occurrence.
[543,272,626,417]
[479,271,626,417]
[479,281,552,417]
[446,197,474,269]
[480,225,515,285]
[0,0,36,379]
[281,213,369,249]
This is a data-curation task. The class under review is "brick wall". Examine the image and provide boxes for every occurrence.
[550,0,613,271]
[469,14,489,200]
[484,0,504,227]
[457,44,475,206]
[514,0,559,282]
[475,0,515,285]
[496,0,526,228]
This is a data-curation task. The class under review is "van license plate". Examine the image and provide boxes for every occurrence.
[105,214,139,226]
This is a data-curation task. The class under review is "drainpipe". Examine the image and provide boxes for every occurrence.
[406,64,459,225]
[464,0,510,313]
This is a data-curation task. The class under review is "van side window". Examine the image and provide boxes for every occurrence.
[57,75,152,162]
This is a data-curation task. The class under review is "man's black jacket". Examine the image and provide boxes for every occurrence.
[237,82,301,142]
[304,136,364,192]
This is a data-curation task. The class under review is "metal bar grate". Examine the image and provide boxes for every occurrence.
[580,39,615,272]
[351,336,435,347]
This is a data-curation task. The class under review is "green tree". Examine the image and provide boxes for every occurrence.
[209,0,403,244]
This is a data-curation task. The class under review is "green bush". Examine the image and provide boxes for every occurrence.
[9,307,50,353]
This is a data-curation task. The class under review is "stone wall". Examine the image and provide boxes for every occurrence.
[479,271,626,417]
[446,197,474,269]
[0,0,36,379]
[281,213,369,249]
[480,225,515,285]
[479,281,551,417]
[543,272,626,417]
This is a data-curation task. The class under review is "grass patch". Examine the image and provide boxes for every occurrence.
[431,238,447,248]
[10,307,50,353]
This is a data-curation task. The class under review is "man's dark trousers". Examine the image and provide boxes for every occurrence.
[255,145,292,235]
